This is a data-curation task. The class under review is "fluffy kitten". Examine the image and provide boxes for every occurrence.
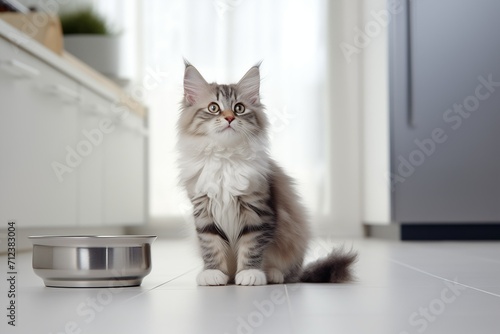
[177,62,356,286]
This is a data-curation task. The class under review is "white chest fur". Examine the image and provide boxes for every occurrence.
[179,142,269,241]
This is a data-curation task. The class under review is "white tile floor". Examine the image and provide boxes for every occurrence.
[1,237,500,334]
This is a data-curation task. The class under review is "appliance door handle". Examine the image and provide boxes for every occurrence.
[0,59,40,78]
[406,0,414,128]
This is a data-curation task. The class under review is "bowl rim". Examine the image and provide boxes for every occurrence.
[29,235,157,247]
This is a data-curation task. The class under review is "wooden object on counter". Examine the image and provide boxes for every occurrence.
[0,12,63,55]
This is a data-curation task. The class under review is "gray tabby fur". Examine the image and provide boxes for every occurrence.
[177,61,357,285]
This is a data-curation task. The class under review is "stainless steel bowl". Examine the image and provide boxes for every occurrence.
[29,235,157,288]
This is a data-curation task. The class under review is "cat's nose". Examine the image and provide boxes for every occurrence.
[222,110,235,124]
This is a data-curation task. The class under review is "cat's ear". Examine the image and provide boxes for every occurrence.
[237,65,260,104]
[184,63,209,105]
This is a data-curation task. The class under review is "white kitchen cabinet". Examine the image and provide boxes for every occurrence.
[76,88,113,226]
[104,112,146,225]
[0,20,147,228]
[0,37,78,227]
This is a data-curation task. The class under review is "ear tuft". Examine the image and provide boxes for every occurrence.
[184,63,208,105]
[237,65,261,104]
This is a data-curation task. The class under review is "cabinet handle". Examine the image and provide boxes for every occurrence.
[129,125,148,137]
[406,0,414,128]
[118,120,148,137]
[0,59,40,78]
[122,122,137,132]
[136,126,149,137]
[82,103,108,116]
[44,84,81,102]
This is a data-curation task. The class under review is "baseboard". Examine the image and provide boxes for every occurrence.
[401,223,500,241]
[365,223,500,241]
[365,224,400,240]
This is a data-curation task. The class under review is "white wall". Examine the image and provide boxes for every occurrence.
[323,0,364,237]
[360,0,392,224]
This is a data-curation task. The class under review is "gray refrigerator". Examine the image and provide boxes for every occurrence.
[389,0,500,238]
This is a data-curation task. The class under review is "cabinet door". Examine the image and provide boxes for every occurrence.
[390,0,500,222]
[0,38,79,227]
[103,111,146,225]
[76,88,113,226]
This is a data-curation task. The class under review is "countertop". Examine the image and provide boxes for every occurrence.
[0,19,146,118]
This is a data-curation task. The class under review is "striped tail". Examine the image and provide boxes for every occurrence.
[300,248,358,283]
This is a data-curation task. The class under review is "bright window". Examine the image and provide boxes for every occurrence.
[142,0,329,224]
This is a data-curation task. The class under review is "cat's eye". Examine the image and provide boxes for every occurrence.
[234,103,245,114]
[207,102,220,114]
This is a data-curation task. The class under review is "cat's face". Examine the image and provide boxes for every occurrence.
[179,63,268,145]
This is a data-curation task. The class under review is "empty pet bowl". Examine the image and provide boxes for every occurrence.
[29,235,157,288]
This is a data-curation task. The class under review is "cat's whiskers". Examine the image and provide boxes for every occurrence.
[237,124,264,148]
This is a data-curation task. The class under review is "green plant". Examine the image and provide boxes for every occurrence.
[59,8,110,35]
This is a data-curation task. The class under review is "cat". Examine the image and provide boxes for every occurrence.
[177,61,357,286]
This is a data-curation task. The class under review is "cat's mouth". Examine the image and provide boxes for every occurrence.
[219,125,236,133]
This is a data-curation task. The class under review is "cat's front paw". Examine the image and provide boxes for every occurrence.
[197,269,229,286]
[235,269,267,286]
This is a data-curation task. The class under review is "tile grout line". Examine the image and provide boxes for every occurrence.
[390,258,500,299]
[284,284,296,334]
[119,265,202,304]
[148,265,201,291]
[465,254,500,265]
[409,243,500,266]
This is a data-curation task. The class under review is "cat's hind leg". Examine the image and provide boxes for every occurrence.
[265,267,285,284]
